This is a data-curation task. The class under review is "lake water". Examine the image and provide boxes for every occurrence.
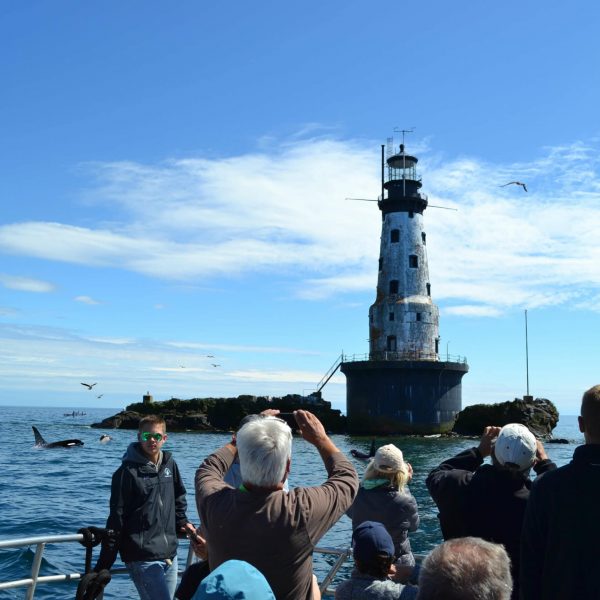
[0,406,584,599]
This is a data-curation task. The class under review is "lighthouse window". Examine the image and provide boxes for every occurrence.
[409,255,418,268]
[416,312,422,321]
[389,312,395,321]
[387,336,397,351]
[426,283,431,296]
[390,229,400,243]
[389,280,399,294]
[422,232,426,245]
[378,257,383,271]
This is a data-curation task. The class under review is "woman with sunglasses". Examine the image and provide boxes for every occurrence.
[93,414,197,600]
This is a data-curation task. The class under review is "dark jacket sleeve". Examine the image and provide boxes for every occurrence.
[405,493,420,532]
[533,458,557,476]
[172,460,189,529]
[425,447,483,540]
[94,466,129,571]
[520,476,548,600]
[426,447,483,500]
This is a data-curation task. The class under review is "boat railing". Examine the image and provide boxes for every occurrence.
[0,533,356,598]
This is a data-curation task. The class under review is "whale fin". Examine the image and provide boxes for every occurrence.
[32,426,47,446]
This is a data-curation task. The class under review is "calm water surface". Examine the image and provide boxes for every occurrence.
[0,406,584,599]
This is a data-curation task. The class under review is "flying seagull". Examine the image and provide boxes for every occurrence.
[97,394,104,399]
[211,364,221,368]
[500,181,528,192]
[206,355,215,358]
[81,382,97,390]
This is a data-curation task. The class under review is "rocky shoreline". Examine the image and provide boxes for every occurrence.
[91,393,347,433]
[92,394,560,438]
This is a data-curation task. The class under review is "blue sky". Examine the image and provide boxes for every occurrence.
[1,1,599,416]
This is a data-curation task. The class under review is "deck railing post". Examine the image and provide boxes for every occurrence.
[26,542,46,600]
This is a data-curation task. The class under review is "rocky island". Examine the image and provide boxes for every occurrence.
[92,392,560,438]
[91,392,347,433]
[452,396,559,438]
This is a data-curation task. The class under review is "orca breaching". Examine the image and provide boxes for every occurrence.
[32,426,84,448]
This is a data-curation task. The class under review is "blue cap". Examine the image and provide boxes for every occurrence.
[193,560,275,599]
[352,521,395,563]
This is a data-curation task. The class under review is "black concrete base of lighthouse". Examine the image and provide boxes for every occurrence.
[341,359,469,434]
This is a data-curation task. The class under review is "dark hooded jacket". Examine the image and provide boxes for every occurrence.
[426,447,556,599]
[521,444,600,600]
[96,442,189,569]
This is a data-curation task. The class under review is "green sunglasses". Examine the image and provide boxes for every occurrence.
[141,432,164,442]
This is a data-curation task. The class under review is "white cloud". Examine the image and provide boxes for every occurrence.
[443,305,503,317]
[75,295,101,305]
[0,136,600,316]
[0,274,55,293]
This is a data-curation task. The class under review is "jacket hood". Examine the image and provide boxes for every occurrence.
[122,442,170,466]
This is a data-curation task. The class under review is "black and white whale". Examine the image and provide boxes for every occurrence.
[32,426,84,448]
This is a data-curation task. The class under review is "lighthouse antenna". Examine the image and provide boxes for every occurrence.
[393,127,415,148]
[381,145,385,202]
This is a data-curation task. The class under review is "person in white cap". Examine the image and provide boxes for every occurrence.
[521,384,600,600]
[347,444,420,569]
[426,424,556,600]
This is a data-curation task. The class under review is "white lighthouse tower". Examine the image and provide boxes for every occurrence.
[369,144,439,360]
[341,138,468,434]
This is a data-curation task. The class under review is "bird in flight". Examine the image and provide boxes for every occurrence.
[97,394,104,399]
[211,364,221,368]
[81,382,97,390]
[500,181,528,192]
[206,355,215,358]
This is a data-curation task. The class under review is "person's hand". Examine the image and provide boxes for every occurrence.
[405,462,413,482]
[180,522,197,539]
[478,425,502,458]
[190,533,208,560]
[260,409,281,417]
[293,410,328,446]
[392,565,414,583]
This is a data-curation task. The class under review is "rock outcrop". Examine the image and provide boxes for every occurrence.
[452,397,559,437]
[91,393,347,433]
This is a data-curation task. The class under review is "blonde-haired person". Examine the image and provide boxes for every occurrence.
[348,444,420,568]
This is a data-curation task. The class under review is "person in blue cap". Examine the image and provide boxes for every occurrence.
[335,521,418,599]
[192,560,275,599]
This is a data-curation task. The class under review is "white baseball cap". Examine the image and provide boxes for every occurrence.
[373,444,405,472]
[494,423,537,471]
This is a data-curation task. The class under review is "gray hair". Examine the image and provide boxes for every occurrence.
[236,416,292,488]
[417,537,513,600]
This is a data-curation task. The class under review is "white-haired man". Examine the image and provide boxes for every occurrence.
[426,423,556,599]
[195,410,358,600]
[417,537,513,600]
[521,385,600,599]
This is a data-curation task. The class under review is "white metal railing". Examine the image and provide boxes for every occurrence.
[0,533,353,598]
[342,351,467,364]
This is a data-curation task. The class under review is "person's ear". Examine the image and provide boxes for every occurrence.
[578,416,585,433]
[162,433,168,442]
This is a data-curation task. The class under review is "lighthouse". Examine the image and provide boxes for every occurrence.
[341,140,468,434]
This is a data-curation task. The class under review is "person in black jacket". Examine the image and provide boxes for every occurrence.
[521,384,600,600]
[426,423,556,600]
[95,415,196,600]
